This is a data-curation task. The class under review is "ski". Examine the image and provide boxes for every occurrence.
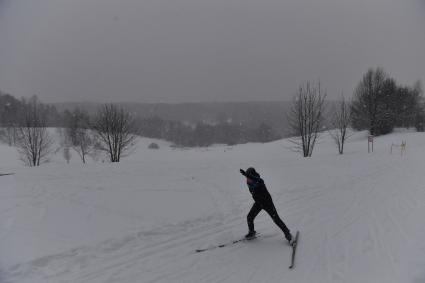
[195,233,262,253]
[289,230,299,269]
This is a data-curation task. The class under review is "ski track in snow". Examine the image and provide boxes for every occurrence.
[2,132,425,282]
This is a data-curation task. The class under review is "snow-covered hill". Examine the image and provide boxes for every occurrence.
[2,130,425,283]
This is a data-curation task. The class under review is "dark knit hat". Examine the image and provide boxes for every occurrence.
[246,167,259,177]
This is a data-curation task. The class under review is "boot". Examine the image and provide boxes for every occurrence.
[245,230,257,239]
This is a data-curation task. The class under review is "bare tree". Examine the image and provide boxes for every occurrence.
[73,129,93,163]
[64,109,93,163]
[16,96,53,166]
[92,104,138,162]
[63,146,71,163]
[329,94,352,154]
[287,81,326,157]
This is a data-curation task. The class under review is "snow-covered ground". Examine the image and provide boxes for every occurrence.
[2,130,425,283]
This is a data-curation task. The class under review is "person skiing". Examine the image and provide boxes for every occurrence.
[240,167,294,245]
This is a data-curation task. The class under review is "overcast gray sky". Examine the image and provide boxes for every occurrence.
[0,0,424,103]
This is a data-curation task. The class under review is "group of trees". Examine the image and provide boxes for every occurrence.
[351,68,424,135]
[60,104,138,164]
[287,67,424,157]
[0,93,138,166]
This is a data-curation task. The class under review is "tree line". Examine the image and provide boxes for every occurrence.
[1,67,423,164]
[287,67,424,157]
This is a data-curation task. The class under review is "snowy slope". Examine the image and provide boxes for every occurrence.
[2,131,425,283]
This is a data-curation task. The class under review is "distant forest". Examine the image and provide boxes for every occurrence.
[54,101,293,136]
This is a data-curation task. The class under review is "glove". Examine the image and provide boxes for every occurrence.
[240,169,246,176]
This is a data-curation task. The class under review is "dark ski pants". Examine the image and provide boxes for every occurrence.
[247,201,291,241]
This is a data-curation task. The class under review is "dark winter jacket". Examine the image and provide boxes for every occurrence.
[246,173,273,204]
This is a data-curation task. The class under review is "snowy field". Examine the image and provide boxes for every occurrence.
[2,130,425,283]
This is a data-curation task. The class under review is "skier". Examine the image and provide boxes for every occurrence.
[240,167,294,245]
